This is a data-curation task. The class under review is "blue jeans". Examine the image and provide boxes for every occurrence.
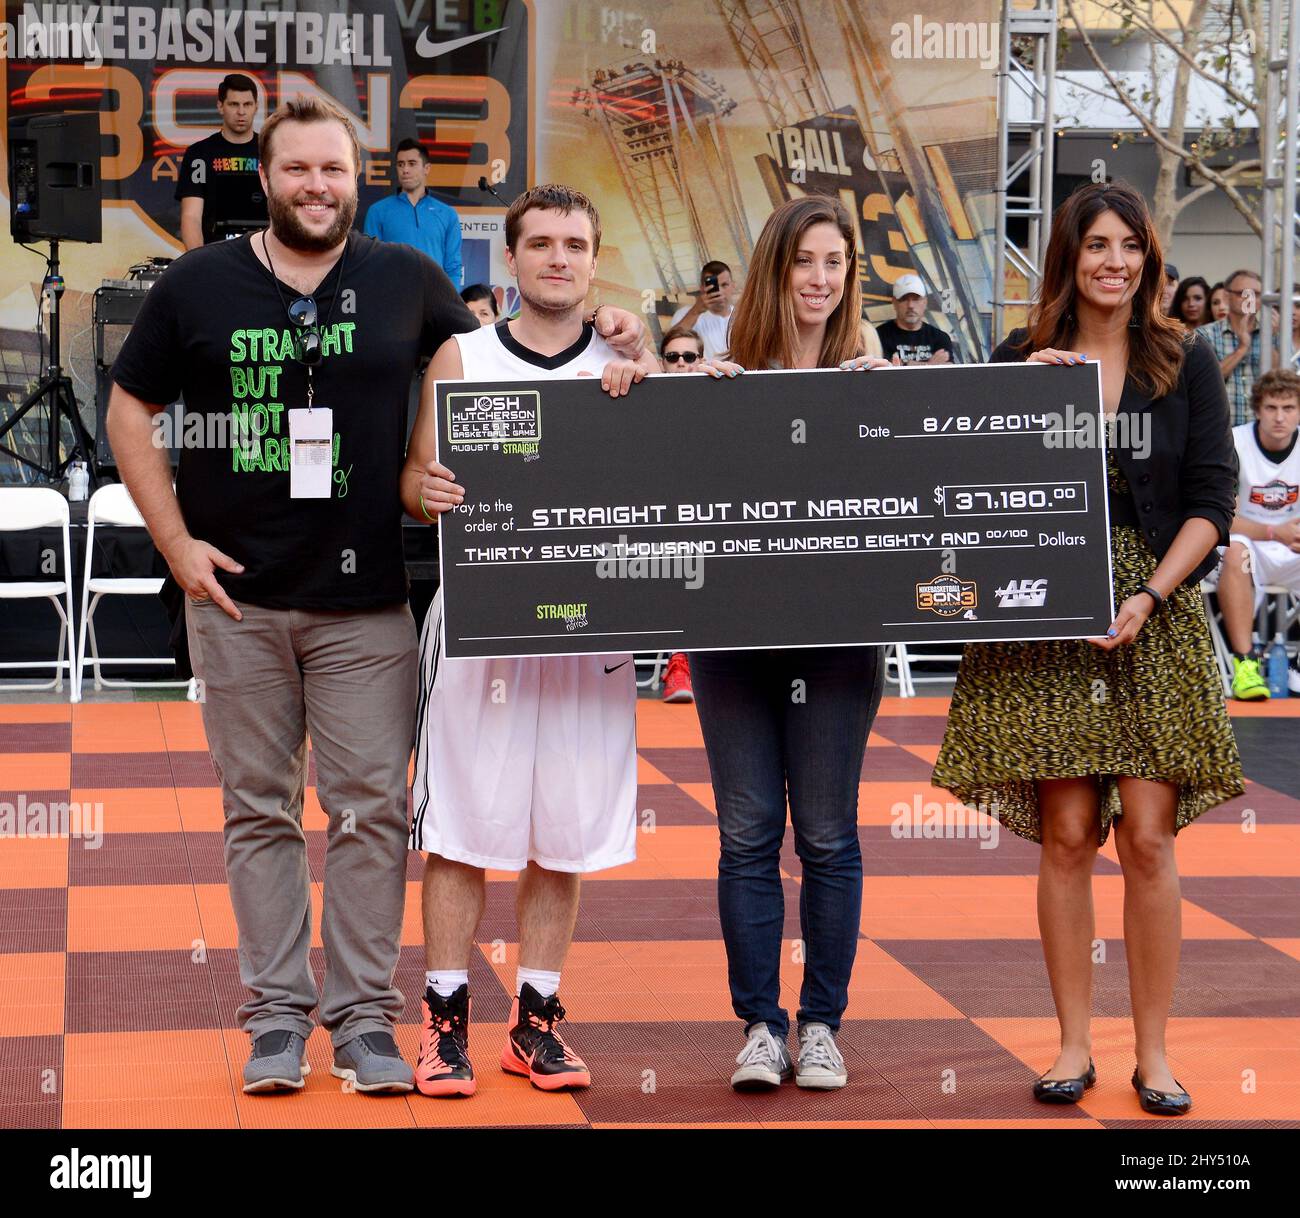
[690,646,884,1037]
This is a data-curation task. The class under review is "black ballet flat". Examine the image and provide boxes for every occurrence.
[1132,1068,1192,1116]
[1033,1058,1096,1103]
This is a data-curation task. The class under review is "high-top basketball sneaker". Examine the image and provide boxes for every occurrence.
[500,983,591,1090]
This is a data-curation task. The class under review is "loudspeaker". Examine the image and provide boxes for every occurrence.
[9,111,103,243]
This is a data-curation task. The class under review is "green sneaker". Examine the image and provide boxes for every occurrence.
[1231,655,1270,701]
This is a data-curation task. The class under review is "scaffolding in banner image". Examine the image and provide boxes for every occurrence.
[574,60,754,296]
[713,0,833,129]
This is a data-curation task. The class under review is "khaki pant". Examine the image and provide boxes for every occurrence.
[186,598,417,1048]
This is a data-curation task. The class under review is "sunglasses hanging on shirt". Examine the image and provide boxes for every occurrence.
[262,231,347,406]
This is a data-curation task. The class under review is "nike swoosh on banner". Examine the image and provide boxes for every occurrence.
[604,661,629,674]
[415,26,507,58]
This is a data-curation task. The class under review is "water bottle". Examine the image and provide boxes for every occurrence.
[67,460,89,502]
[1267,634,1289,698]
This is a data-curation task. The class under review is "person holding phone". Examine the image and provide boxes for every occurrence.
[671,260,737,360]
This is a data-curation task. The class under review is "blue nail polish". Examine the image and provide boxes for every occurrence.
[1106,627,1117,637]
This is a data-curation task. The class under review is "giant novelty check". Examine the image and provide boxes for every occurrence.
[433,362,1114,658]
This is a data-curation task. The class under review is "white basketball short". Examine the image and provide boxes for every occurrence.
[409,589,638,873]
[1205,536,1300,609]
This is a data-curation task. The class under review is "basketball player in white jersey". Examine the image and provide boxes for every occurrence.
[399,184,660,1096]
[1211,369,1300,699]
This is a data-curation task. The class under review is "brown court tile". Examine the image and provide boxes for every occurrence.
[860,744,939,782]
[0,886,66,954]
[67,831,202,887]
[638,748,714,784]
[1181,877,1300,939]
[71,751,174,789]
[65,949,222,1034]
[1199,783,1300,826]
[635,783,716,826]
[0,1034,62,1129]
[0,723,71,753]
[870,716,948,746]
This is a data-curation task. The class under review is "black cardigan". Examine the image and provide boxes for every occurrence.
[992,329,1238,586]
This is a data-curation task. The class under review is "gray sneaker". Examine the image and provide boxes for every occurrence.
[243,1030,310,1093]
[796,1023,848,1089]
[731,1024,793,1091]
[331,1031,415,1093]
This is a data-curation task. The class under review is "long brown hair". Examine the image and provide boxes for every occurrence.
[727,196,862,370]
[1017,182,1185,398]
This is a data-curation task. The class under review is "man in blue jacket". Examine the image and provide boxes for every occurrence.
[364,138,463,287]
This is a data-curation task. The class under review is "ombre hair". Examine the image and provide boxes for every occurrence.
[727,196,862,370]
[1015,182,1186,399]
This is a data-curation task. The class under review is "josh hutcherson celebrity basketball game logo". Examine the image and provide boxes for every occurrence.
[446,390,541,457]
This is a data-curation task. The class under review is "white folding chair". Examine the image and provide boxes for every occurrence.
[74,484,196,701]
[885,643,916,697]
[1200,581,1235,697]
[635,651,671,690]
[0,487,76,697]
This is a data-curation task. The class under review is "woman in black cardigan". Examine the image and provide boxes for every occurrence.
[933,182,1244,1116]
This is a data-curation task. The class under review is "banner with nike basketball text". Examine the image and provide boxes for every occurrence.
[432,362,1115,659]
[0,1,998,472]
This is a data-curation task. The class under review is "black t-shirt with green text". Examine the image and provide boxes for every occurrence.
[174,131,268,244]
[110,231,477,610]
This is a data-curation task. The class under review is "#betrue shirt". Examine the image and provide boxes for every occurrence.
[875,319,956,364]
[110,231,477,610]
[175,131,269,244]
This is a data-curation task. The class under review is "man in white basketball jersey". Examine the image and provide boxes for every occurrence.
[399,184,660,1096]
[1213,369,1300,698]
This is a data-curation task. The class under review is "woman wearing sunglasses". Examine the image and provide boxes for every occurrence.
[689,195,893,1091]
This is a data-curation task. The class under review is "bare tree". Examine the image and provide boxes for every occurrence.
[1060,0,1264,248]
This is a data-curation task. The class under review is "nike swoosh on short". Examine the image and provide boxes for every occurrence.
[415,26,507,58]
[604,661,630,674]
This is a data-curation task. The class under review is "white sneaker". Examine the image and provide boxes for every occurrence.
[1289,664,1300,696]
[796,1023,848,1089]
[731,1024,793,1090]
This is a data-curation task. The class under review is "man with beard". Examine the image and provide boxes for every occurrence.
[107,98,651,1095]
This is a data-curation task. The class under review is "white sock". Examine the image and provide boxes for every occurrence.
[425,969,468,998]
[516,966,561,998]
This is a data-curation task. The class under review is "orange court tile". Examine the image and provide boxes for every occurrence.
[1264,939,1300,964]
[176,787,227,833]
[901,743,941,764]
[76,787,181,834]
[0,952,65,1036]
[876,696,952,715]
[0,704,71,723]
[0,753,71,789]
[225,1028,418,1129]
[1169,824,1300,876]
[635,699,705,747]
[678,782,716,814]
[637,755,671,785]
[67,884,206,952]
[858,781,965,825]
[779,940,965,1020]
[62,1029,240,1128]
[157,702,210,750]
[72,703,166,752]
[0,835,68,889]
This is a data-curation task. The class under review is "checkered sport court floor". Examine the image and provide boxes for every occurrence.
[1,694,1297,1130]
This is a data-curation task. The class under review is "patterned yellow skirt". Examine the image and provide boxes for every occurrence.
[931,525,1246,845]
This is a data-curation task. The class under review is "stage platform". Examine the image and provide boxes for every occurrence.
[1,694,1297,1130]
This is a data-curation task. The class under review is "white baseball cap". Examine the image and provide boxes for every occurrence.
[892,274,926,300]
